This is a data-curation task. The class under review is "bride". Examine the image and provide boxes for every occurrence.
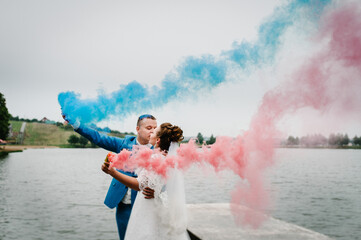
[102,123,189,240]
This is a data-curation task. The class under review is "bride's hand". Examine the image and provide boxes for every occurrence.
[142,187,155,199]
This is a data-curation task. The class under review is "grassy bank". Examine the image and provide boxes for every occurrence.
[10,120,22,132]
[7,121,130,148]
[23,122,75,146]
[7,121,79,147]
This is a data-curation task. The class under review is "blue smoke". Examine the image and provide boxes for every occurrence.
[59,0,331,125]
[225,0,331,68]
[59,55,227,124]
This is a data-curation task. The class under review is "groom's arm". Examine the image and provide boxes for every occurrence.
[75,124,124,153]
[62,114,124,153]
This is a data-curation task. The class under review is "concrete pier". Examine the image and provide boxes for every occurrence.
[186,203,332,240]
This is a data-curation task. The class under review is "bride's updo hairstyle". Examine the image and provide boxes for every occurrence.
[157,123,184,151]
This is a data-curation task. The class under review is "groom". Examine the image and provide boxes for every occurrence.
[62,113,157,240]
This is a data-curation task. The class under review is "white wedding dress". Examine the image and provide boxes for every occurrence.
[124,144,189,240]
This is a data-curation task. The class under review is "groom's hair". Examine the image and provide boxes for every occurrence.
[137,114,156,126]
[157,123,184,151]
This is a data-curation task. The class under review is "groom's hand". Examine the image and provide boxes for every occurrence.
[142,187,154,199]
[62,113,69,125]
[61,112,71,126]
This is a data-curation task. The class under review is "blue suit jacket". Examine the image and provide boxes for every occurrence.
[75,124,138,208]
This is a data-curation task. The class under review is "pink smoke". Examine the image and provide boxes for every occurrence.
[108,136,269,227]
[108,2,361,227]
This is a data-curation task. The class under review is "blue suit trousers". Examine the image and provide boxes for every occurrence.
[116,202,132,240]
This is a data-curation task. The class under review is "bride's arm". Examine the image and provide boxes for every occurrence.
[101,163,140,191]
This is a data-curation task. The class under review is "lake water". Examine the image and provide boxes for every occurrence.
[0,148,360,240]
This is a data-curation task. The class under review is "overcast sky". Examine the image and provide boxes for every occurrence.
[1,0,360,137]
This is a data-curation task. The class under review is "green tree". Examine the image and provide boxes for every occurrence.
[328,133,350,147]
[206,134,216,145]
[287,136,299,145]
[341,134,349,146]
[10,115,19,121]
[356,136,361,146]
[0,93,10,140]
[68,134,79,146]
[353,136,361,146]
[78,136,89,147]
[328,133,341,146]
[196,132,204,144]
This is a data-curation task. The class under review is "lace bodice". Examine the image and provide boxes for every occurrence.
[136,168,168,206]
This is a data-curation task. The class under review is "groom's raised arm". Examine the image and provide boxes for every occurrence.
[75,124,124,153]
[62,113,125,153]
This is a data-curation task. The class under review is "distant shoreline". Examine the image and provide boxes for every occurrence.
[1,144,360,155]
[278,145,361,150]
[0,145,59,153]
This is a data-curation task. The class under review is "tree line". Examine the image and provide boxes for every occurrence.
[67,134,94,148]
[0,93,10,140]
[10,115,44,123]
[285,133,361,147]
[196,132,216,145]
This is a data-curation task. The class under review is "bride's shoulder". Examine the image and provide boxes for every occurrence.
[135,167,146,176]
[151,152,166,159]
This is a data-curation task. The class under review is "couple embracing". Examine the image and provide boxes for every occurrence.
[64,114,189,240]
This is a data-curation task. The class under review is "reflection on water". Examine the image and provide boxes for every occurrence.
[0,152,9,159]
[0,148,360,240]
